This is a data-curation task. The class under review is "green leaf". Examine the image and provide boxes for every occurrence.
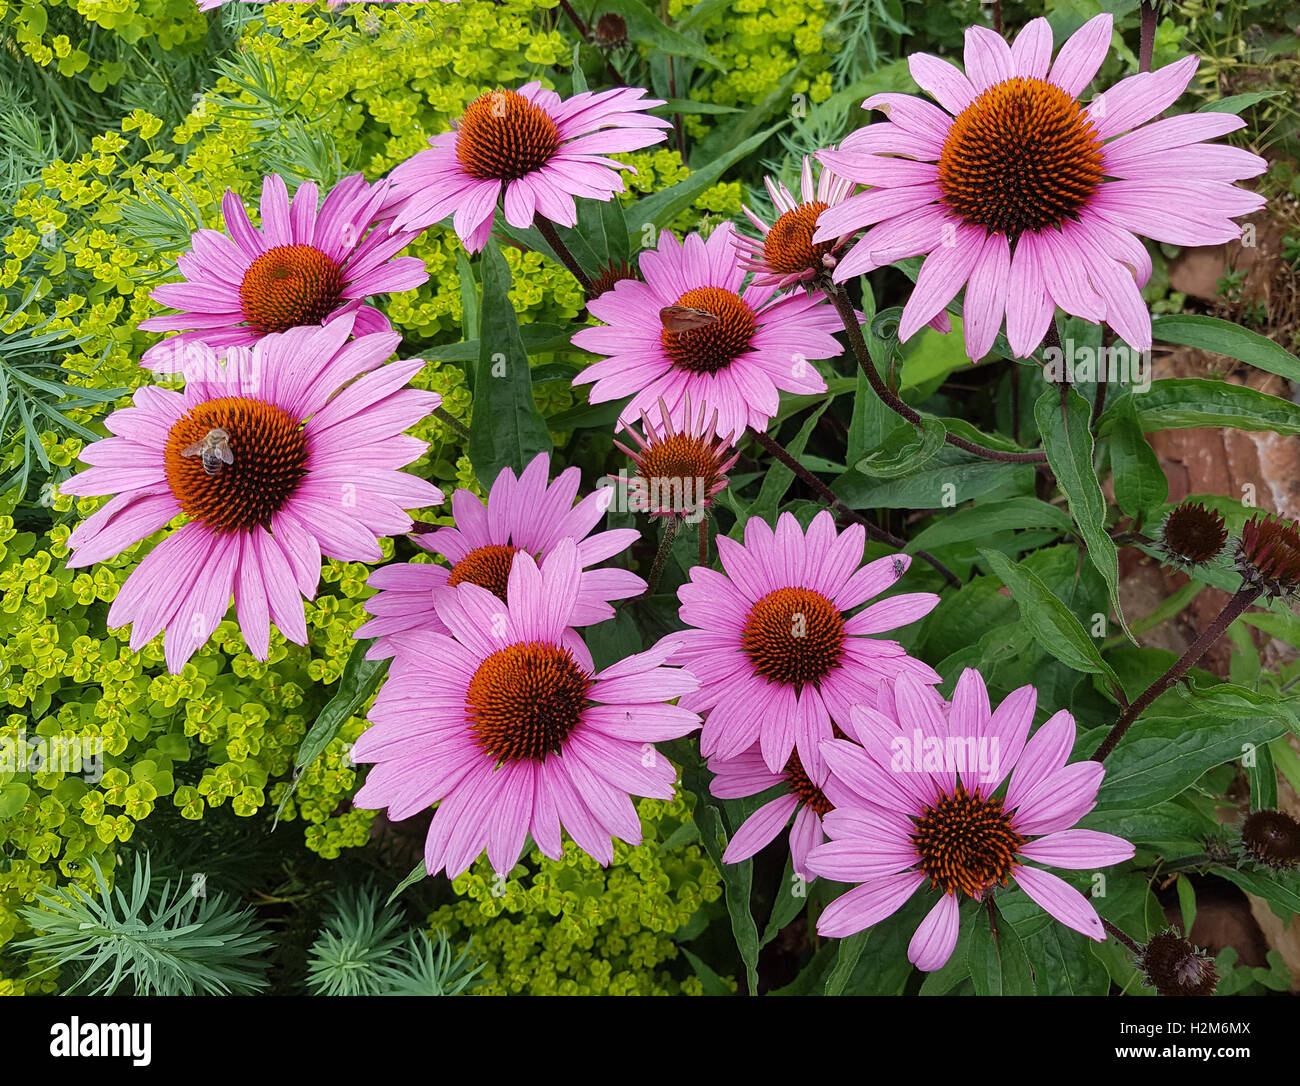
[584,609,643,673]
[386,861,428,907]
[1108,395,1168,517]
[1247,740,1278,811]
[273,642,388,826]
[824,930,870,996]
[905,497,1073,555]
[1093,715,1288,810]
[468,239,553,487]
[1097,379,1300,437]
[628,124,784,245]
[0,782,30,819]
[1035,386,1131,640]
[1078,802,1216,855]
[855,416,946,479]
[679,947,734,995]
[969,907,1036,996]
[1019,925,1109,995]
[1197,91,1284,114]
[834,448,1035,510]
[899,317,972,396]
[980,548,1122,690]
[654,98,743,115]
[595,0,725,69]
[1176,875,1197,937]
[1215,866,1300,918]
[693,801,760,994]
[422,323,572,363]
[1151,314,1300,384]
[758,858,807,950]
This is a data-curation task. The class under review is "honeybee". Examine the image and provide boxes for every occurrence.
[659,305,719,334]
[181,427,234,475]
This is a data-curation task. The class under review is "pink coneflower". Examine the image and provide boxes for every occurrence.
[381,83,671,252]
[63,316,443,673]
[140,174,428,373]
[709,735,855,880]
[572,223,843,440]
[356,452,644,659]
[733,155,856,288]
[805,669,1135,971]
[815,13,1267,360]
[612,393,740,519]
[352,541,701,877]
[671,509,941,775]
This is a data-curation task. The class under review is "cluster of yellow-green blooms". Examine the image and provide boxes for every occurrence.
[429,793,732,995]
[0,0,771,992]
[672,0,835,108]
[0,0,206,87]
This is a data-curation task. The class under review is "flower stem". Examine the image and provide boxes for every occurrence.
[643,516,680,596]
[1102,917,1143,956]
[698,515,708,567]
[535,217,595,292]
[432,405,470,439]
[1092,584,1261,761]
[749,427,963,589]
[826,286,1047,464]
[1138,1,1157,74]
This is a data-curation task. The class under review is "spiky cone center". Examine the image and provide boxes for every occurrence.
[633,432,728,516]
[741,586,845,687]
[1139,930,1218,997]
[466,641,593,763]
[910,785,1026,899]
[1236,514,1300,599]
[447,544,522,602]
[239,244,345,335]
[762,201,834,276]
[588,259,639,297]
[661,286,756,375]
[1241,809,1300,868]
[1160,501,1228,566]
[938,76,1104,239]
[781,725,846,816]
[456,89,561,182]
[165,397,308,533]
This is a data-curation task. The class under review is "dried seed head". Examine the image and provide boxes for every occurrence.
[1159,501,1228,568]
[1139,930,1218,997]
[1236,513,1300,600]
[1241,809,1300,869]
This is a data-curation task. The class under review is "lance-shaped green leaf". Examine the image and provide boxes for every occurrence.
[1035,386,1131,641]
[1097,379,1300,437]
[469,239,553,486]
[274,642,389,826]
[1108,394,1168,517]
[980,548,1122,693]
[1152,314,1300,384]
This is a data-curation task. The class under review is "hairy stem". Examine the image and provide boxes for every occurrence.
[1102,917,1143,956]
[432,405,470,439]
[535,217,594,292]
[644,516,680,596]
[1093,584,1261,761]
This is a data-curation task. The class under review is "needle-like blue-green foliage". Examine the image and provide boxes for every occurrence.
[18,853,273,995]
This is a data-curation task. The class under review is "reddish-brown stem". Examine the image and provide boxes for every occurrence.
[1102,917,1143,956]
[748,427,963,589]
[826,286,1048,464]
[1139,1,1157,73]
[534,216,594,292]
[1092,584,1261,761]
